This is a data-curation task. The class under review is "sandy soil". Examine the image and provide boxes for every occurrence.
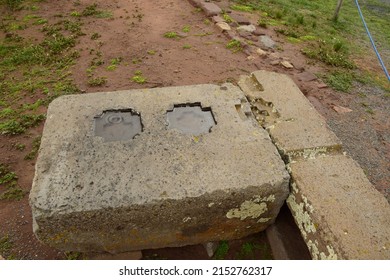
[0,0,388,259]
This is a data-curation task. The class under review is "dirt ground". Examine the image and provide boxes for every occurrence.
[0,0,389,260]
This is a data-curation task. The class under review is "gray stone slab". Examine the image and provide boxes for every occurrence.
[30,84,289,253]
[238,71,342,160]
[200,2,222,16]
[287,155,390,259]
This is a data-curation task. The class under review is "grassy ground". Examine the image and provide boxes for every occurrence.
[230,0,389,91]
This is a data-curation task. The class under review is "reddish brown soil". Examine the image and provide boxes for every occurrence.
[0,0,389,260]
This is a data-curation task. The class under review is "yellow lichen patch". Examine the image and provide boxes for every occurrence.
[226,198,268,221]
[286,192,316,239]
[307,240,338,260]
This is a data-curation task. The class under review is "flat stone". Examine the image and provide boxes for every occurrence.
[237,24,256,33]
[259,35,276,50]
[270,60,279,66]
[238,71,342,160]
[200,2,222,16]
[287,155,390,259]
[212,15,224,23]
[297,71,317,82]
[256,48,267,57]
[230,13,251,25]
[237,30,253,40]
[216,22,231,31]
[332,105,352,114]
[253,29,266,36]
[280,61,294,69]
[317,82,328,89]
[188,0,203,8]
[30,83,290,253]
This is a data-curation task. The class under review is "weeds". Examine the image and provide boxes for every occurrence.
[24,136,41,160]
[226,39,242,53]
[87,77,107,86]
[163,31,178,39]
[183,44,192,49]
[131,70,146,84]
[213,240,229,260]
[0,235,13,259]
[0,164,25,201]
[182,25,190,33]
[324,71,353,92]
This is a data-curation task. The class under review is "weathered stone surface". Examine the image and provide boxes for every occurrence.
[280,61,293,69]
[287,155,390,259]
[238,71,342,160]
[256,48,267,57]
[200,2,222,16]
[297,71,317,82]
[237,24,256,33]
[216,22,231,31]
[258,35,276,49]
[212,15,224,23]
[230,13,251,25]
[30,84,290,253]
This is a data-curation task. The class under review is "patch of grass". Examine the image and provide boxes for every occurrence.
[13,143,25,151]
[24,136,41,160]
[131,70,146,84]
[226,39,242,53]
[182,25,190,33]
[87,76,107,86]
[203,19,211,25]
[163,31,178,39]
[0,235,13,258]
[0,185,25,201]
[147,50,156,55]
[222,13,234,24]
[324,71,353,92]
[90,32,101,40]
[183,44,192,49]
[106,57,121,71]
[213,240,229,260]
[1,0,24,11]
[0,164,17,185]
[230,4,254,12]
[81,3,112,18]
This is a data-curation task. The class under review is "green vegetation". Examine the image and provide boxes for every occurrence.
[0,235,15,259]
[163,31,178,39]
[183,44,192,49]
[226,39,242,53]
[106,57,122,71]
[147,50,156,55]
[182,25,190,33]
[87,76,107,86]
[64,251,83,260]
[213,240,229,260]
[0,164,25,201]
[131,70,147,84]
[230,0,390,90]
[24,136,41,160]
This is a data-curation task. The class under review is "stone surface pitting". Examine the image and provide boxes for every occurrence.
[287,155,390,259]
[30,83,289,253]
[239,71,342,159]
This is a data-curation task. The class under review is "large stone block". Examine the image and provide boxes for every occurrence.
[238,71,342,160]
[287,155,390,259]
[30,84,289,253]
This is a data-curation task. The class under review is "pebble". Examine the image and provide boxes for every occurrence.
[216,22,231,31]
[237,24,256,33]
[281,61,294,69]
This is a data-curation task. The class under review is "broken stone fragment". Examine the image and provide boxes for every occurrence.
[259,35,277,50]
[281,61,294,69]
[237,24,256,33]
[216,22,231,31]
[212,15,224,23]
[200,2,222,16]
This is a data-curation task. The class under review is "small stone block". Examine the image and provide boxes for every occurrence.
[216,22,231,31]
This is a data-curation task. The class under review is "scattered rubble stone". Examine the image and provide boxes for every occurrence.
[212,15,224,23]
[281,61,294,69]
[332,105,353,114]
[256,48,267,57]
[270,60,280,66]
[230,13,251,25]
[216,22,231,31]
[237,24,256,33]
[200,2,222,16]
[317,82,328,89]
[297,71,317,82]
[259,35,276,49]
